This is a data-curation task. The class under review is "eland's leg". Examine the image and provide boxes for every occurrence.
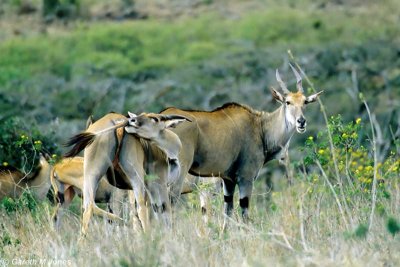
[200,190,210,224]
[53,183,75,229]
[238,178,253,223]
[82,149,113,236]
[127,190,142,231]
[92,205,123,222]
[119,164,148,232]
[133,184,149,232]
[222,178,236,230]
[118,136,149,232]
[200,177,222,224]
[81,173,100,236]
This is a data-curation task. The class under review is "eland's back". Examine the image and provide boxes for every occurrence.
[162,103,264,178]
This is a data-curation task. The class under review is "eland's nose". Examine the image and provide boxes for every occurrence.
[297,117,306,126]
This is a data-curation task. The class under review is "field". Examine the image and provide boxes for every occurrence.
[0,0,399,266]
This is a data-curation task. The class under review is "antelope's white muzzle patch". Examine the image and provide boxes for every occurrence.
[296,123,307,133]
[125,121,139,133]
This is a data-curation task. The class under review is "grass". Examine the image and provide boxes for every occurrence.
[1,2,400,86]
[0,176,399,266]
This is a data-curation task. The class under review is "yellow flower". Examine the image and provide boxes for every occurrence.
[2,162,9,166]
[356,118,361,124]
[365,166,373,171]
[34,140,42,144]
[308,136,313,141]
[393,166,398,172]
[342,133,348,138]
[318,149,324,155]
[366,179,372,184]
[357,166,364,171]
[351,132,358,139]
[52,154,57,158]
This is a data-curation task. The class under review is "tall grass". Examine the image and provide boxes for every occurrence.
[0,170,399,266]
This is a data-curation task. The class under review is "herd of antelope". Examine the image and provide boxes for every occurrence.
[0,65,322,236]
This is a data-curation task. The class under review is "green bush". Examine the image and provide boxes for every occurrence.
[0,117,60,172]
[0,191,38,214]
[300,114,398,198]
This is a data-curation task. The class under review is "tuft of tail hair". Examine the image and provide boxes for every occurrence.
[64,132,96,157]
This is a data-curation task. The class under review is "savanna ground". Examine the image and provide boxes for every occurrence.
[0,0,399,266]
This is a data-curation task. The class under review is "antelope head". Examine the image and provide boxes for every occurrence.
[271,64,323,133]
[125,112,192,139]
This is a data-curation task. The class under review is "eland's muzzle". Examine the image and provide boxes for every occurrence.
[296,116,307,133]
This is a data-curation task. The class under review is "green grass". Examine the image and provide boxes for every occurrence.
[1,4,399,86]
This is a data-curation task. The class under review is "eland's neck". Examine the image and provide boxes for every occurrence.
[151,130,182,160]
[261,105,295,155]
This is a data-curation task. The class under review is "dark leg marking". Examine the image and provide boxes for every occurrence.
[223,179,236,217]
[161,202,167,213]
[57,192,65,204]
[201,207,207,215]
[239,197,249,209]
[107,204,114,224]
[152,204,159,213]
[224,195,234,203]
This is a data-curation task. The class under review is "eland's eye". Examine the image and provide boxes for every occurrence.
[286,101,291,105]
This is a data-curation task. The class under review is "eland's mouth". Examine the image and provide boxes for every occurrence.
[125,125,138,133]
[128,123,139,129]
[297,126,306,133]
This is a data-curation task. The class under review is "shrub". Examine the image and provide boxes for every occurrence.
[300,114,399,199]
[0,117,60,172]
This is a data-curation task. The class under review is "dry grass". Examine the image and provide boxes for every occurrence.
[1,178,399,266]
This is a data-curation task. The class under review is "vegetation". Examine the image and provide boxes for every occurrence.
[0,117,59,171]
[0,0,399,265]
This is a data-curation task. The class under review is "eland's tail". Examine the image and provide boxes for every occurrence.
[64,132,96,157]
[63,118,128,158]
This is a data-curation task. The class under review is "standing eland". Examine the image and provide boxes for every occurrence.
[161,64,323,226]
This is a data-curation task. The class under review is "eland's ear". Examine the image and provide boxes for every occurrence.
[162,115,192,128]
[270,87,285,103]
[165,119,186,128]
[127,111,137,118]
[305,91,323,104]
